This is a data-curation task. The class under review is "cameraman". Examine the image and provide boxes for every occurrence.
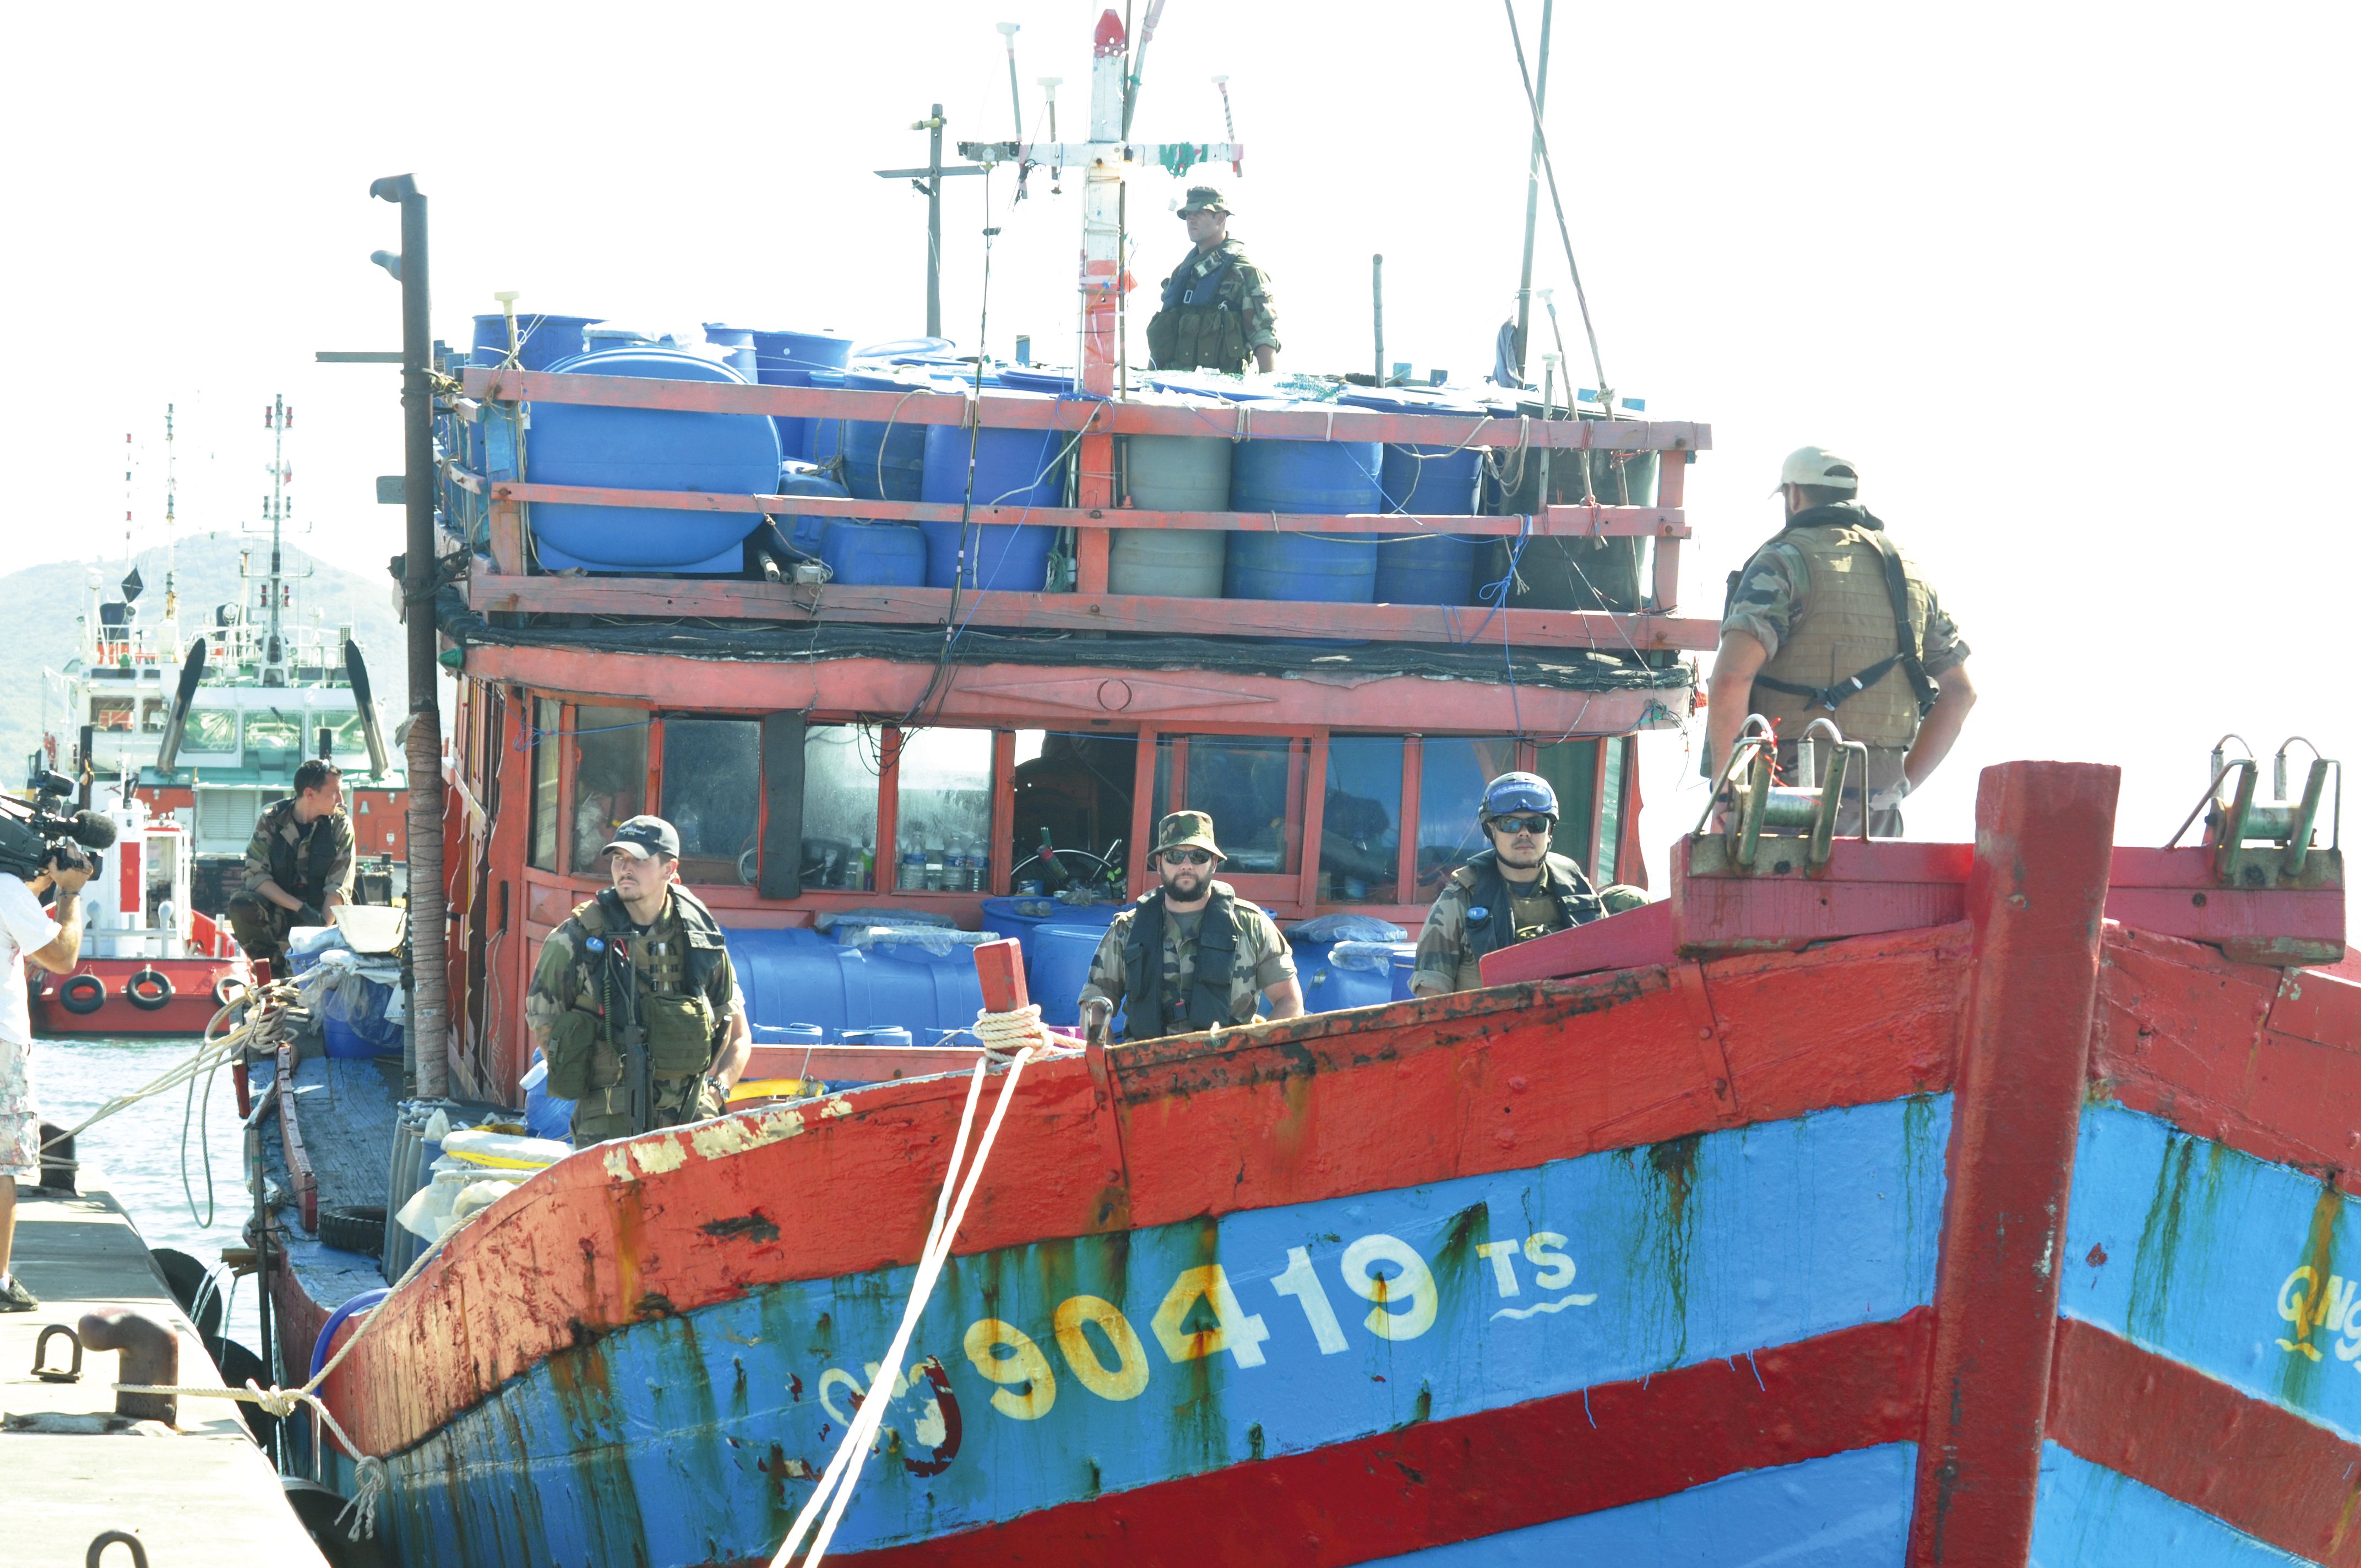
[226,759,354,972]
[2,846,91,1312]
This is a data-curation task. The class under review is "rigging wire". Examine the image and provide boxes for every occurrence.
[1502,0,1609,402]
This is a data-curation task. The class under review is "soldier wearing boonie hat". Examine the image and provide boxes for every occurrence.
[523,815,752,1144]
[1707,447,1978,837]
[1145,186,1281,376]
[1078,810,1302,1043]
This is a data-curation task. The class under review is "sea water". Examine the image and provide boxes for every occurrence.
[26,1032,259,1347]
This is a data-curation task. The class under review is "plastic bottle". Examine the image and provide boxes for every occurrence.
[858,837,877,892]
[898,850,925,891]
[924,844,945,892]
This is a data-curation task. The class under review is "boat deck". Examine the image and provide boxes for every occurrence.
[0,1179,325,1564]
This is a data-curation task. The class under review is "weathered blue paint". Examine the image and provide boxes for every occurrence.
[384,1096,1949,1566]
[1361,1443,1917,1566]
[2061,1104,2361,1440]
[2031,1442,2315,1566]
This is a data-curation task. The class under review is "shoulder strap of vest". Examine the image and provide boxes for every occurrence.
[1751,526,1939,721]
[667,885,726,948]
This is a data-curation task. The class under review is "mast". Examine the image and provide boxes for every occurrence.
[261,395,292,686]
[1510,0,1554,384]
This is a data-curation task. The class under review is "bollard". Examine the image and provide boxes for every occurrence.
[79,1309,178,1425]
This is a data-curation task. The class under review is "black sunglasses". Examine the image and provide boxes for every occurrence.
[1161,848,1215,866]
[1488,815,1553,836]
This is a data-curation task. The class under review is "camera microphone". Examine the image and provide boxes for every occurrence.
[68,811,118,852]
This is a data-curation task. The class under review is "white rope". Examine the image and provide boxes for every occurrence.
[771,1028,1042,1566]
[971,1002,1058,1060]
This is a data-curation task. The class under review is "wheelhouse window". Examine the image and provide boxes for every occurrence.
[1321,736,1402,902]
[1414,737,1520,899]
[663,717,762,887]
[243,713,302,754]
[894,729,995,892]
[1152,734,1307,877]
[1012,730,1138,896]
[801,725,879,891]
[140,698,168,733]
[1596,735,1628,884]
[527,698,560,872]
[91,698,135,732]
[1533,739,1602,876]
[570,706,648,872]
[184,709,239,754]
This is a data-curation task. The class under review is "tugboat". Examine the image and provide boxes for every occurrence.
[240,12,2358,1566]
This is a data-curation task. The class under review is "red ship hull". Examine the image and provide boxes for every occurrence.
[31,954,252,1037]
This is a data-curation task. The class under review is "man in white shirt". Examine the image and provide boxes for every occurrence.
[2,852,91,1311]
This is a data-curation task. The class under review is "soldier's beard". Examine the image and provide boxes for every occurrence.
[1160,868,1210,905]
[1493,835,1549,875]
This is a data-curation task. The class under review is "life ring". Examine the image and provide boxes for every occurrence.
[125,969,174,1011]
[213,976,250,1010]
[57,974,106,1016]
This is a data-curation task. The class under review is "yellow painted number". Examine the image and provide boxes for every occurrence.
[1053,1294,1153,1402]
[962,1317,1058,1420]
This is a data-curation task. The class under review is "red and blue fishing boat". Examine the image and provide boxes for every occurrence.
[239,13,2358,1566]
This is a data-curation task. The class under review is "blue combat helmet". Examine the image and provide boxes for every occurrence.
[1479,771,1558,821]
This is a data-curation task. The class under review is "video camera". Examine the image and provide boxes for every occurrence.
[0,769,117,882]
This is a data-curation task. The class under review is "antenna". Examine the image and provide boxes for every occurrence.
[123,429,134,565]
[1038,77,1064,192]
[162,404,179,629]
[254,395,307,688]
[1212,74,1242,174]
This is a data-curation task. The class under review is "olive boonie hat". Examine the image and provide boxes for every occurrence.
[1154,810,1223,858]
[602,815,681,861]
[1177,186,1231,217]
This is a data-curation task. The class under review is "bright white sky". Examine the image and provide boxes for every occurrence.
[7,2,2354,878]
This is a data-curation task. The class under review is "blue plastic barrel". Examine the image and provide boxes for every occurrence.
[842,1026,914,1048]
[814,369,928,502]
[853,336,959,363]
[725,926,986,1038]
[470,312,600,371]
[526,349,781,574]
[776,462,851,556]
[1295,939,1413,1015]
[820,521,927,585]
[1030,922,1114,1026]
[752,329,852,460]
[700,323,759,383]
[917,402,1064,591]
[1336,389,1483,605]
[751,1022,826,1046]
[1227,418,1382,603]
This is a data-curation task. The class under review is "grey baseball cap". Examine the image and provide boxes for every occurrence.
[601,815,681,860]
[1771,445,1860,496]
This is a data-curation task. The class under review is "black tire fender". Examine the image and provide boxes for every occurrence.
[126,968,174,1012]
[57,974,106,1016]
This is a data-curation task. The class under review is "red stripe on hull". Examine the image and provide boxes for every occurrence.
[1908,764,2121,1567]
[837,1312,1933,1567]
[2096,927,2361,1197]
[333,924,1971,1457]
[2048,1316,2361,1566]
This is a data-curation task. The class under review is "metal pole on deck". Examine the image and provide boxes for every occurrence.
[371,172,449,1100]
[927,106,945,337]
[1372,254,1385,385]
[1510,0,1554,383]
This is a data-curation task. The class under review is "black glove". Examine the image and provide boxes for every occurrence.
[297,903,328,927]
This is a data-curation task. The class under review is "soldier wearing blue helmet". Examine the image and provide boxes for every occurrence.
[1410,772,1647,995]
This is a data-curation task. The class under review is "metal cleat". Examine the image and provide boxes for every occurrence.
[1691,716,1869,876]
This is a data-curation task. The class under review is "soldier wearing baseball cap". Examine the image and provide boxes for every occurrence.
[523,814,753,1144]
[1076,810,1302,1043]
[1706,447,1977,836]
[1144,186,1281,375]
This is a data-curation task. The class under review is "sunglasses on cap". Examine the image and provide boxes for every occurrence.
[1161,848,1215,866]
[1488,815,1553,836]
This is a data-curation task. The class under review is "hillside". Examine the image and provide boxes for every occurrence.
[0,536,407,780]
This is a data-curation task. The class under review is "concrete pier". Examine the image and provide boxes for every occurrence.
[1,1180,325,1564]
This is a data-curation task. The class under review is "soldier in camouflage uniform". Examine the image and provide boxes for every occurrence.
[525,816,752,1145]
[1411,772,1650,996]
[1705,447,1976,836]
[226,758,354,967]
[1078,810,1302,1042]
[1145,187,1281,375]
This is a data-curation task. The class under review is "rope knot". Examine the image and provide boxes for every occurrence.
[972,1004,1057,1061]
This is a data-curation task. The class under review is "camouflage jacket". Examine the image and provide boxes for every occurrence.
[1721,505,1968,674]
[1146,239,1281,372]
[239,798,353,907]
[1077,886,1296,1038]
[526,886,743,1143]
[1412,852,1648,994]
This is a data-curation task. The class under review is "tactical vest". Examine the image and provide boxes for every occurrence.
[1119,883,1242,1042]
[262,801,345,905]
[556,886,728,1142]
[1745,510,1938,749]
[1146,243,1252,372]
[1451,850,1603,982]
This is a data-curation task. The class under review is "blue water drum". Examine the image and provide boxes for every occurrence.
[1226,416,1383,603]
[726,927,986,1038]
[1030,921,1116,1026]
[752,328,853,462]
[1341,388,1486,606]
[820,521,927,585]
[813,369,928,502]
[918,395,1065,591]
[854,336,960,363]
[1296,939,1415,1015]
[842,1026,915,1048]
[775,461,851,556]
[699,323,759,383]
[752,1022,826,1047]
[469,312,601,370]
[527,349,781,574]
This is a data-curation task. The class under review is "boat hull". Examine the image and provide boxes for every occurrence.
[31,955,249,1036]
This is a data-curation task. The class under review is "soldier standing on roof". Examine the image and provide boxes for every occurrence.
[1410,772,1649,996]
[1704,447,1978,836]
[1078,811,1303,1042]
[524,816,752,1145]
[1145,187,1281,375]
